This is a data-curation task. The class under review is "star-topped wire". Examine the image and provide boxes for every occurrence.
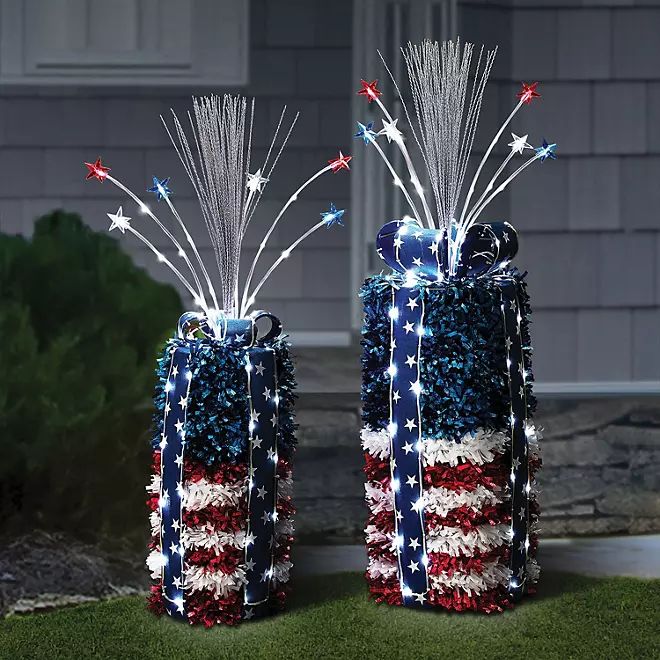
[535,139,557,161]
[379,118,403,144]
[357,79,382,103]
[148,176,173,201]
[107,206,131,234]
[354,121,378,145]
[321,202,345,227]
[508,133,532,155]
[84,158,110,182]
[247,168,268,193]
[517,82,540,105]
[328,151,352,173]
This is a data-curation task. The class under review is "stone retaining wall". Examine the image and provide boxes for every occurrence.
[294,395,660,542]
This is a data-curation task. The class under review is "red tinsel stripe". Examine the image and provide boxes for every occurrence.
[182,506,246,532]
[365,572,403,606]
[428,546,510,577]
[185,588,243,627]
[364,453,390,482]
[366,509,395,534]
[425,503,511,533]
[423,462,508,492]
[186,547,244,574]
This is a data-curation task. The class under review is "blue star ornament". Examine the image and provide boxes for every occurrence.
[535,139,557,162]
[321,202,345,228]
[354,121,378,145]
[148,176,173,200]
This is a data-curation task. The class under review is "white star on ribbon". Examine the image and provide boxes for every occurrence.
[172,365,179,378]
[245,532,256,546]
[409,538,420,550]
[178,396,187,409]
[402,442,414,455]
[270,413,277,426]
[393,236,404,249]
[173,576,182,588]
[406,297,419,310]
[406,474,418,487]
[414,592,426,605]
[392,390,401,403]
[245,558,256,571]
[262,387,271,401]
[405,354,417,368]
[266,448,276,461]
[254,362,266,376]
[408,560,420,573]
[429,242,438,255]
[244,607,255,619]
[261,511,270,524]
[256,486,267,500]
[174,453,183,467]
[404,418,417,431]
[403,321,415,334]
[174,419,184,434]
[252,436,263,450]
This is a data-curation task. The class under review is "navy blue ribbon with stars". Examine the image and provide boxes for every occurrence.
[377,218,531,604]
[158,310,283,621]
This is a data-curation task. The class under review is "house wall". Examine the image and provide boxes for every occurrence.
[0,0,658,385]
[461,0,660,384]
[0,0,354,339]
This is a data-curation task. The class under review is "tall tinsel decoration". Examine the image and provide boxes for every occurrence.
[85,95,350,625]
[357,39,552,612]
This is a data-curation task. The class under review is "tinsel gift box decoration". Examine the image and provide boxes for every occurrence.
[85,95,350,625]
[356,40,554,613]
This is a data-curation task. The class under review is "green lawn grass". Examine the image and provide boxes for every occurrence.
[0,572,658,660]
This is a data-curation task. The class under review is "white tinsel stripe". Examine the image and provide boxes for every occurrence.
[185,564,247,597]
[147,474,292,511]
[365,524,396,549]
[423,484,502,516]
[429,560,511,595]
[180,525,245,552]
[364,482,394,514]
[361,425,542,466]
[426,523,511,556]
[367,557,398,579]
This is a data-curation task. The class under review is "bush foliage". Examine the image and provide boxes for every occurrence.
[0,211,182,545]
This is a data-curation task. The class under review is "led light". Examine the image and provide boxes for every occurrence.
[391,478,400,492]
[525,482,531,494]
[398,224,408,236]
[410,381,422,396]
[388,307,399,320]
[387,422,397,437]
[139,203,149,214]
[157,253,165,263]
[396,535,404,548]
[422,553,429,567]
[249,420,256,432]
[415,440,424,453]
[510,469,516,483]
[281,249,291,259]
[156,552,168,567]
[273,395,280,405]
[165,381,174,393]
[509,579,519,589]
[402,215,415,223]
[506,358,512,369]
[416,325,425,337]
[402,585,413,598]
[387,364,397,378]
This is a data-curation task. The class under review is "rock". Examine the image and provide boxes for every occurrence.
[598,425,660,448]
[629,518,660,534]
[0,532,147,617]
[537,468,606,508]
[296,409,360,448]
[543,504,594,517]
[537,399,637,440]
[596,488,660,517]
[541,435,627,467]
[540,516,631,537]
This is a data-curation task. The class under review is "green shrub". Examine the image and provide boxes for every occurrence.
[0,211,182,546]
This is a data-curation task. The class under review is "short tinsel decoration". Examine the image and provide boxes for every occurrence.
[85,94,349,625]
[356,39,552,612]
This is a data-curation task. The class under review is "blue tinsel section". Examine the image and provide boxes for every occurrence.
[360,272,535,441]
[152,337,297,465]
